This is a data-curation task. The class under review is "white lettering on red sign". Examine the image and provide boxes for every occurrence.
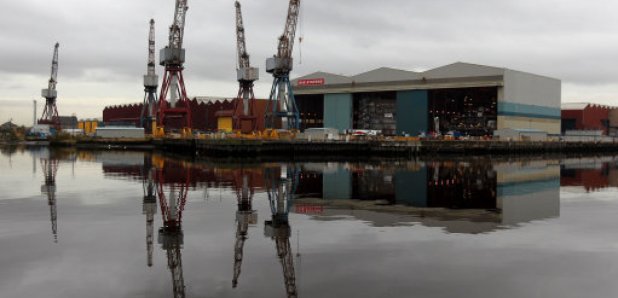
[297,78,325,86]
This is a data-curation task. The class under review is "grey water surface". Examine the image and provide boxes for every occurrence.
[0,146,617,298]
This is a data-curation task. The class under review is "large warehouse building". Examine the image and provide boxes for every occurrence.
[292,62,561,136]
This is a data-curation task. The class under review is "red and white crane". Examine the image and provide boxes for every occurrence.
[233,1,259,133]
[157,0,192,136]
[39,43,61,129]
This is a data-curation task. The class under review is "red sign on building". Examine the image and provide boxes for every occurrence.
[297,78,325,86]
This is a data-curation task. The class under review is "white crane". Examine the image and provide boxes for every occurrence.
[40,43,60,128]
[141,19,159,134]
[233,1,259,133]
[265,0,301,130]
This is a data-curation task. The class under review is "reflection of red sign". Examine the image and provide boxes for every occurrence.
[295,204,324,214]
[298,78,325,86]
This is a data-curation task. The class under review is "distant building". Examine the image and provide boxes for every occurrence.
[0,121,21,140]
[561,103,614,135]
[292,62,561,136]
[103,97,270,132]
[58,116,78,130]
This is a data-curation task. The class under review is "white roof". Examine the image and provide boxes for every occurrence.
[561,102,590,110]
[351,67,420,83]
[293,62,552,85]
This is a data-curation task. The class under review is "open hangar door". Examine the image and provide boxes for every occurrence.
[295,94,324,130]
[353,91,397,135]
[428,87,498,136]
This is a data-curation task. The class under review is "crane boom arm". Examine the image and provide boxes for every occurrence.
[147,19,156,76]
[235,1,250,69]
[168,0,189,50]
[48,43,59,91]
[277,0,300,59]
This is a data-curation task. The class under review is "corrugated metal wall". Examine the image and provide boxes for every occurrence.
[324,93,353,132]
[396,90,428,135]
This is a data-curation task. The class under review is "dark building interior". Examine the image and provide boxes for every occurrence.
[428,87,498,136]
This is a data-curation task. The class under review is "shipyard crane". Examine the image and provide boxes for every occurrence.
[40,43,61,129]
[233,1,259,133]
[40,157,59,243]
[232,169,257,288]
[142,158,157,267]
[264,165,300,298]
[141,19,159,135]
[265,0,301,131]
[156,158,190,298]
[157,0,192,137]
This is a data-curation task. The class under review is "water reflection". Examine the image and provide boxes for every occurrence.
[264,165,299,298]
[37,148,77,243]
[231,165,258,288]
[561,156,618,192]
[40,155,58,243]
[155,158,190,298]
[5,148,618,297]
[296,159,561,233]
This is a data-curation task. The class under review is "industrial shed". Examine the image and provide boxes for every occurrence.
[561,102,614,135]
[292,62,561,136]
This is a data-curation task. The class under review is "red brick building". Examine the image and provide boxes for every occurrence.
[103,98,234,131]
[102,97,271,132]
[561,103,613,135]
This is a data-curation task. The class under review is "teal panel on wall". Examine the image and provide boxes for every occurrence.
[498,102,561,119]
[396,90,428,135]
[323,168,352,200]
[324,93,353,131]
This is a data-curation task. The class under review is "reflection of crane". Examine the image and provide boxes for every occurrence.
[142,159,157,267]
[40,157,59,243]
[233,1,259,133]
[141,19,159,134]
[265,0,301,130]
[264,165,299,298]
[39,43,61,129]
[156,159,190,298]
[232,169,257,288]
[157,0,192,136]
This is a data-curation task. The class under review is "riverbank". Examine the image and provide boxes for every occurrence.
[46,137,618,158]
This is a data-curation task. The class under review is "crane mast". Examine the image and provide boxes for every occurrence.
[232,172,257,288]
[41,157,59,243]
[141,19,159,134]
[156,159,189,298]
[40,43,61,129]
[264,165,299,298]
[265,0,301,131]
[234,1,259,133]
[143,163,157,267]
[157,0,192,137]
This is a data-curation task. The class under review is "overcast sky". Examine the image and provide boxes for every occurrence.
[2,0,618,125]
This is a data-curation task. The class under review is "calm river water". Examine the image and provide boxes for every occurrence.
[1,146,617,298]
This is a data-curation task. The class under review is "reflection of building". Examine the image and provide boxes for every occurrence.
[297,160,560,234]
[561,156,618,192]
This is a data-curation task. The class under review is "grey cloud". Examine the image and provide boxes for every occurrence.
[2,0,618,124]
